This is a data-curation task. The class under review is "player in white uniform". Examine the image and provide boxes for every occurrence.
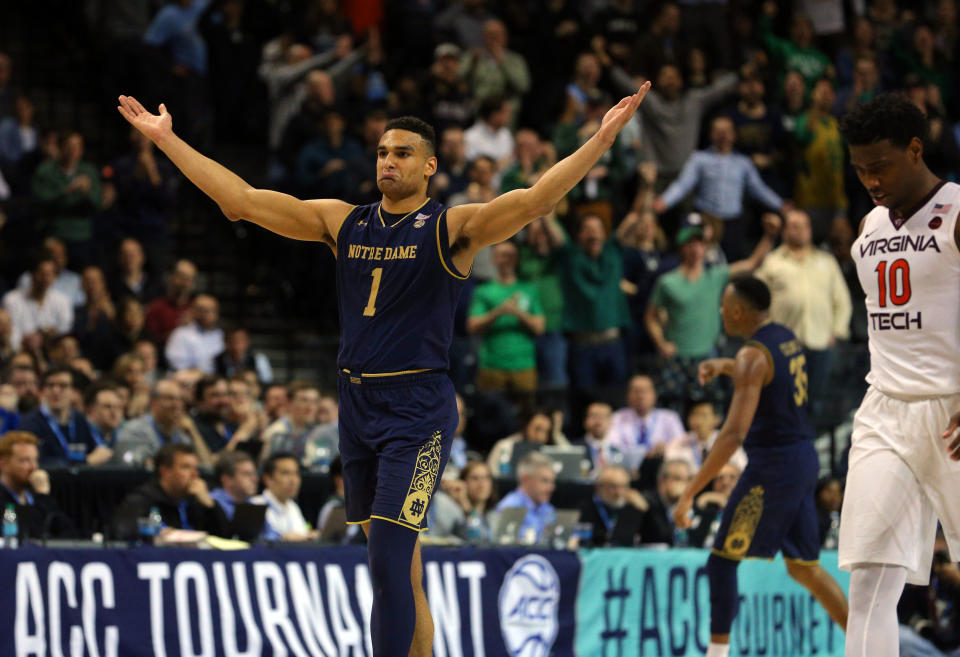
[840,94,960,657]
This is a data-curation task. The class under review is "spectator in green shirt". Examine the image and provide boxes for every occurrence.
[517,214,567,388]
[556,214,631,391]
[468,241,545,408]
[645,215,780,409]
[31,131,101,267]
[759,2,833,100]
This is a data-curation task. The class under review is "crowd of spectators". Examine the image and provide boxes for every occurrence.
[1,0,960,651]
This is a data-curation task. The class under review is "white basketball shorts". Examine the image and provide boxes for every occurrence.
[839,386,960,585]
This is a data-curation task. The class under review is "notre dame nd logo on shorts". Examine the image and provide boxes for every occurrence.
[400,430,443,528]
[723,486,764,557]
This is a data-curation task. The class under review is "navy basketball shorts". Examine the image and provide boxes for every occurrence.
[337,370,458,532]
[711,441,820,563]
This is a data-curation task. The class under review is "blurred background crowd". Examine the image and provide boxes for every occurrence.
[0,0,959,650]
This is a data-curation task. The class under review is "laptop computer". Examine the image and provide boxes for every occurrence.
[318,505,347,542]
[508,441,542,474]
[228,503,268,542]
[492,507,528,545]
[541,445,589,481]
[538,509,581,549]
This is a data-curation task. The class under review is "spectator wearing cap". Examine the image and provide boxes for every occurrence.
[424,43,473,132]
[165,294,225,374]
[645,217,780,408]
[19,367,110,465]
[653,116,790,260]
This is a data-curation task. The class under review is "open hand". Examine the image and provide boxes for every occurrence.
[598,82,651,142]
[117,95,173,144]
[942,411,960,460]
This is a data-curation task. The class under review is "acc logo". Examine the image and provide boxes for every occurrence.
[414,212,429,228]
[498,554,560,657]
[930,216,942,229]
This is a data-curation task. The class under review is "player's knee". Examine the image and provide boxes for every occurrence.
[368,520,419,585]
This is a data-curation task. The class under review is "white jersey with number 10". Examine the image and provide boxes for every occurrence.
[852,181,960,398]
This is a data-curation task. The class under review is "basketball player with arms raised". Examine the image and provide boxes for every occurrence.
[837,93,960,657]
[673,276,848,657]
[117,83,650,657]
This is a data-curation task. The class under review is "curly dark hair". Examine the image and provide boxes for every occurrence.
[839,93,928,148]
[383,116,436,155]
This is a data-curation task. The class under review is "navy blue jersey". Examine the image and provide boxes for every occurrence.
[742,322,815,452]
[336,199,468,374]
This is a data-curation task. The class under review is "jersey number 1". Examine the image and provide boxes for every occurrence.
[875,259,911,307]
[363,267,383,317]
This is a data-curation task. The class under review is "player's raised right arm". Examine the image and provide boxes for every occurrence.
[117,95,352,243]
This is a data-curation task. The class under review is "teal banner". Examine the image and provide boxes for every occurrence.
[575,548,849,657]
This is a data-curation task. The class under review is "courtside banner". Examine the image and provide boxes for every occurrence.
[575,548,850,657]
[0,546,580,657]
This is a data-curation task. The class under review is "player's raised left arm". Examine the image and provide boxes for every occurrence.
[446,83,650,253]
[674,346,767,528]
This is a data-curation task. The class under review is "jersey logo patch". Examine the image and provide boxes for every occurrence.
[929,216,942,229]
[722,485,764,558]
[933,203,952,213]
[414,212,429,228]
[400,430,443,528]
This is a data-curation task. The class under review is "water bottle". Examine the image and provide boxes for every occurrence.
[139,506,163,544]
[314,445,331,475]
[673,526,689,548]
[465,511,484,543]
[498,449,511,477]
[3,504,18,548]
